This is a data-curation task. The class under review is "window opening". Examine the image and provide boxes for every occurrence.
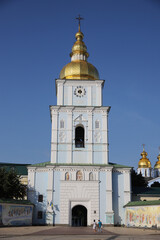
[145,169,147,177]
[75,126,84,148]
[38,194,43,202]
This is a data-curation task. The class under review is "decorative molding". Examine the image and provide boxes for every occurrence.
[59,131,66,143]
[94,130,101,143]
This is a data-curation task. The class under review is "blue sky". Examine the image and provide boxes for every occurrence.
[0,0,160,170]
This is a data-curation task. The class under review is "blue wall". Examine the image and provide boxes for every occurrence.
[34,172,48,225]
[112,171,124,225]
[99,172,106,223]
[53,171,61,224]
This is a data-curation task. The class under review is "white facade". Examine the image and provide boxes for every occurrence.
[137,167,152,178]
[27,26,132,226]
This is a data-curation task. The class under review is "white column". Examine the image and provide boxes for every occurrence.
[88,86,92,106]
[57,82,64,105]
[68,86,73,105]
[124,170,131,205]
[46,168,54,224]
[102,111,108,164]
[96,83,102,106]
[27,168,36,203]
[106,169,113,213]
[88,109,93,164]
[67,108,73,163]
[106,111,109,164]
[51,108,58,163]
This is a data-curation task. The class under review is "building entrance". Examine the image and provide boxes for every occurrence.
[72,205,87,226]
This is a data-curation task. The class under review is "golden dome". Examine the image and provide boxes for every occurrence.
[59,26,99,80]
[154,154,160,169]
[138,150,151,168]
[60,61,99,80]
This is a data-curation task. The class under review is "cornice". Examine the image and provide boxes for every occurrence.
[49,106,111,113]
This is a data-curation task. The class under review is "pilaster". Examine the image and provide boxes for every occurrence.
[88,108,93,164]
[102,110,108,164]
[124,170,131,205]
[56,80,65,105]
[105,168,114,224]
[27,168,36,203]
[50,107,59,163]
[46,168,54,225]
[67,108,73,163]
[88,86,92,106]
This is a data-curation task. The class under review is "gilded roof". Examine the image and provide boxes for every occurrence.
[138,150,151,168]
[154,154,160,169]
[59,26,99,80]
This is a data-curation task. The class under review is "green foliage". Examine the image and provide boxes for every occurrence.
[151,181,160,187]
[131,169,148,188]
[0,167,26,199]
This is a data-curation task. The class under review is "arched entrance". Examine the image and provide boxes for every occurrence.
[72,205,87,226]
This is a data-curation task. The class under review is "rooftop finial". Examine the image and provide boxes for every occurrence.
[159,146,160,154]
[142,144,145,151]
[76,14,84,32]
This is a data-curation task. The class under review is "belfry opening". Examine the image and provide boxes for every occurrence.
[75,126,84,148]
[72,205,87,226]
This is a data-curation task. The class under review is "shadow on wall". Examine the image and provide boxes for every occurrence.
[27,186,56,225]
[112,171,122,225]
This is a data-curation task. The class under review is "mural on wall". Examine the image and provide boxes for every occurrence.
[126,206,160,228]
[2,205,33,226]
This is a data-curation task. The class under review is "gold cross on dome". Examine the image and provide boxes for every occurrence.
[76,14,84,31]
[142,144,145,151]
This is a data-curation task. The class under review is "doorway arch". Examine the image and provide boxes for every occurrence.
[72,205,87,226]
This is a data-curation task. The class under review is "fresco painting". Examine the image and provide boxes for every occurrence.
[2,205,33,226]
[126,206,160,228]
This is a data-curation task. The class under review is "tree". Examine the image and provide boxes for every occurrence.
[0,167,26,199]
[151,181,160,187]
[131,169,148,188]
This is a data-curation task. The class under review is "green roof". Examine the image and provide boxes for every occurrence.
[109,162,132,168]
[124,200,160,207]
[30,161,131,168]
[0,199,34,205]
[0,163,30,175]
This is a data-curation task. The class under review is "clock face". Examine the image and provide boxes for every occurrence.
[74,86,86,98]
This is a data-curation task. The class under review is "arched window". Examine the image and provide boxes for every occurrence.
[76,170,83,181]
[75,126,84,148]
[95,120,100,129]
[60,119,64,129]
[89,172,93,181]
[145,169,147,177]
[65,172,70,181]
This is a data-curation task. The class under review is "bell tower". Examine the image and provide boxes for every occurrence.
[50,20,110,165]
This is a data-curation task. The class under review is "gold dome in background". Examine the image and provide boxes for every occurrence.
[59,24,99,80]
[138,149,151,168]
[154,154,160,169]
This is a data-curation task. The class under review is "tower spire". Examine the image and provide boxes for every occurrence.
[76,14,84,32]
[142,144,145,151]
